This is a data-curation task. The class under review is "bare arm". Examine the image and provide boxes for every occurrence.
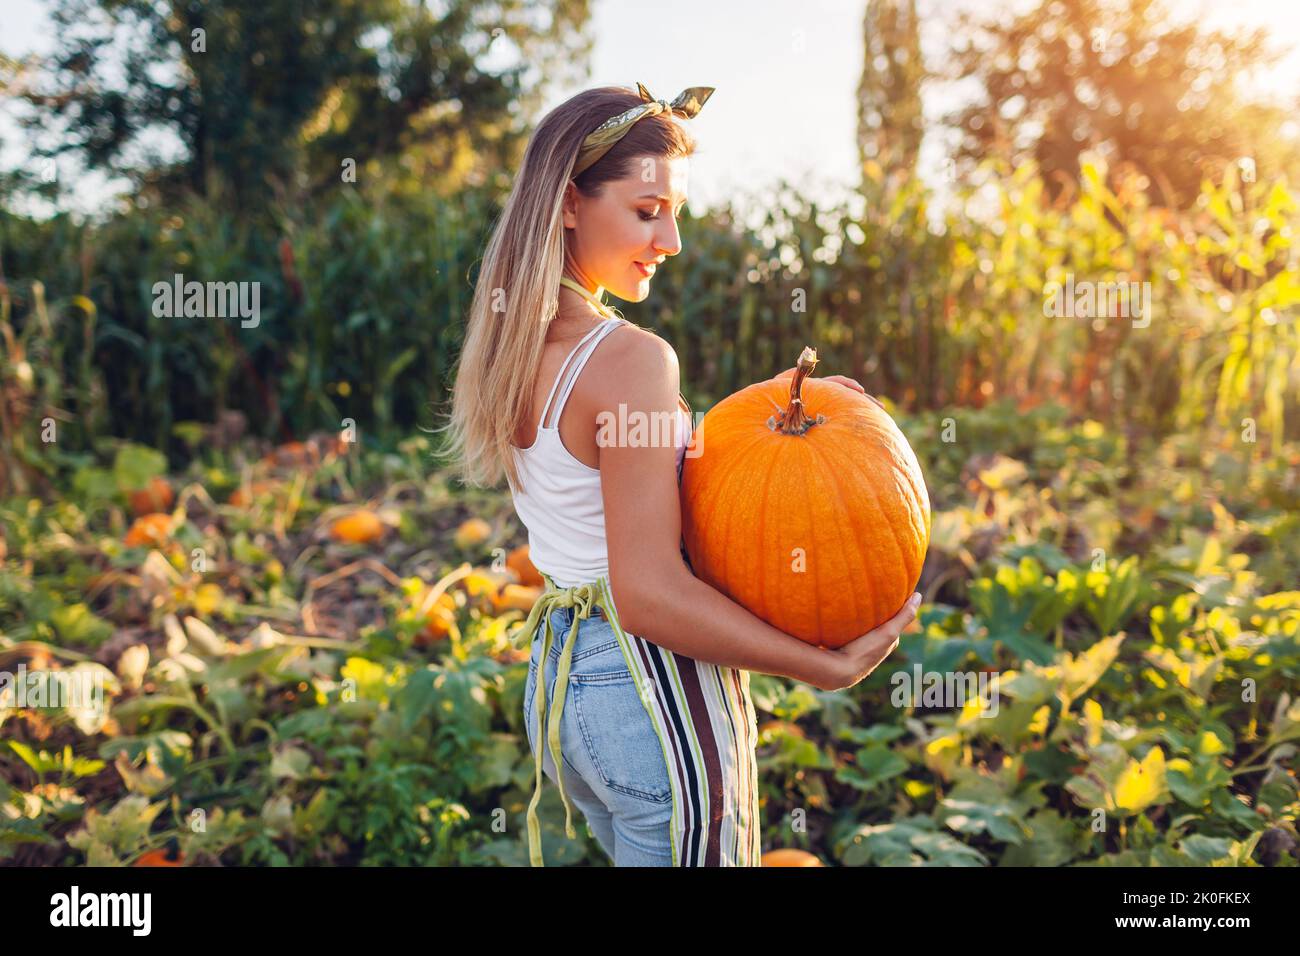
[590,332,917,691]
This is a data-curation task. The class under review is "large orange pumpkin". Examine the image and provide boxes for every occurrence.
[680,348,930,649]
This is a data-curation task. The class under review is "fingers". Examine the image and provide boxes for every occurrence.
[822,592,921,690]
[879,592,921,638]
[776,369,877,402]
[824,374,865,394]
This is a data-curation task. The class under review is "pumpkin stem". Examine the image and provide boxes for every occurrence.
[769,346,825,435]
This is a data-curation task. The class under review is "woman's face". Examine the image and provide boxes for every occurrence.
[562,154,689,303]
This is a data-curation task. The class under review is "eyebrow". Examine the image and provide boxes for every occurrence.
[638,193,688,206]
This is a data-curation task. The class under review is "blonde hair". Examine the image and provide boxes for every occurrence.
[437,86,698,493]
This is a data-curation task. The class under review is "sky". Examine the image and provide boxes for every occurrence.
[2,0,1297,219]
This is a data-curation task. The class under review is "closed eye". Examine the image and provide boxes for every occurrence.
[638,203,686,222]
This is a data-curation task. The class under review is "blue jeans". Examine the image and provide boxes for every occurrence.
[523,603,675,865]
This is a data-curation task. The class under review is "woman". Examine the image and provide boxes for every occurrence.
[443,83,920,867]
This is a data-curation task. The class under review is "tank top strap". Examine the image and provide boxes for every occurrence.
[536,319,615,430]
[542,318,625,428]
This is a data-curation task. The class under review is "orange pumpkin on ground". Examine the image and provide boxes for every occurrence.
[415,590,458,644]
[128,476,174,516]
[263,440,319,468]
[125,513,173,548]
[680,347,930,649]
[505,544,544,587]
[229,480,283,507]
[134,842,184,866]
[330,510,385,545]
[761,848,824,867]
[459,569,511,605]
[454,517,492,550]
[492,583,543,613]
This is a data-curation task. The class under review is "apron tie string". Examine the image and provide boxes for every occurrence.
[511,573,600,867]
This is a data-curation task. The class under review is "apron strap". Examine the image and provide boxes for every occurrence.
[518,573,603,866]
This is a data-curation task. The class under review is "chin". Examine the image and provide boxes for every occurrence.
[607,282,649,303]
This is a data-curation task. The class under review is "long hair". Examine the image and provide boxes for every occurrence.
[437,86,698,493]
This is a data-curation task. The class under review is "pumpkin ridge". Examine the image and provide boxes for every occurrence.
[804,432,870,635]
[691,426,771,576]
[860,415,924,528]
[753,431,775,624]
[769,434,821,642]
[832,419,915,611]
[867,424,930,583]
[794,433,828,641]
[853,413,921,561]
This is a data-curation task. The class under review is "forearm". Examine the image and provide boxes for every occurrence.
[609,561,833,686]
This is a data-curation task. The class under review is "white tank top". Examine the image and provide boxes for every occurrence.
[509,317,694,588]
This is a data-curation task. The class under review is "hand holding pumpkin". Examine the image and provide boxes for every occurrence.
[813,592,921,691]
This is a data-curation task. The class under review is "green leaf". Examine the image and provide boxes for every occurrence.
[1166,756,1231,808]
[269,744,312,781]
[112,443,168,493]
[838,816,987,867]
[999,810,1079,865]
[7,740,59,773]
[938,773,1035,846]
[394,668,438,732]
[50,603,113,647]
[1066,742,1171,817]
[1178,834,1234,864]
[834,746,908,792]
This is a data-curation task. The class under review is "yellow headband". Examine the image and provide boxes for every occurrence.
[571,82,715,179]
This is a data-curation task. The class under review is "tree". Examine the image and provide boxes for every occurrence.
[15,0,595,210]
[942,0,1298,207]
[856,0,925,193]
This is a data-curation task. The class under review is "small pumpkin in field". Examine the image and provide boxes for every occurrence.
[229,480,283,507]
[505,544,544,587]
[134,840,183,866]
[680,347,930,649]
[453,517,492,550]
[761,848,824,867]
[415,590,458,644]
[263,440,319,468]
[128,476,174,516]
[493,583,543,613]
[460,568,509,603]
[330,510,384,545]
[125,513,173,548]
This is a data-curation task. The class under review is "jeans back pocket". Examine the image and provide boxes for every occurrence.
[571,665,672,805]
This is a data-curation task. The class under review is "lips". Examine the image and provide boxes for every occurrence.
[634,261,658,277]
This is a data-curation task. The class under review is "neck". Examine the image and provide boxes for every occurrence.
[559,275,616,320]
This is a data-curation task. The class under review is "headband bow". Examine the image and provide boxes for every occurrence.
[572,81,715,179]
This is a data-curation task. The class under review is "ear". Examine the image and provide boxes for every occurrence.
[561,181,579,230]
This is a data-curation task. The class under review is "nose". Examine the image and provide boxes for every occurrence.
[654,216,683,258]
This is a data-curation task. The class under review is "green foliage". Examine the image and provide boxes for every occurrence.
[3,150,1296,461]
[18,0,595,207]
[11,407,1294,867]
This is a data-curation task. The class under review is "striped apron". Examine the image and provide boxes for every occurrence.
[511,571,762,866]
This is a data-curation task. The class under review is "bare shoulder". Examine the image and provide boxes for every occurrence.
[585,322,679,398]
